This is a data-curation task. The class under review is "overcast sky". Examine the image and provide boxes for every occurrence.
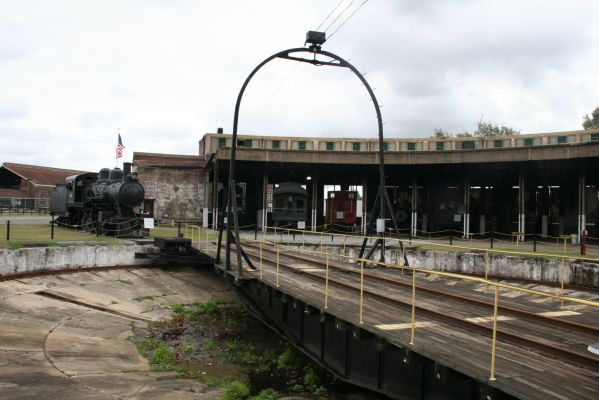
[1,0,598,171]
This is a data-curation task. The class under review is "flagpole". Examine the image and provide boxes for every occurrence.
[116,128,120,168]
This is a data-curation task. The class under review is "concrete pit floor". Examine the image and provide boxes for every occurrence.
[0,266,236,399]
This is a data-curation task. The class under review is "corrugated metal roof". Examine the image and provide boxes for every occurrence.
[1,162,88,186]
[133,152,206,168]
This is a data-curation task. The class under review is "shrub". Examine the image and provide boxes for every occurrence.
[249,388,278,400]
[220,381,250,400]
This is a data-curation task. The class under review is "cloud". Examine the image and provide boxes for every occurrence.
[0,0,598,170]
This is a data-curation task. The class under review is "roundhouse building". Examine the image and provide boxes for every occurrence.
[200,128,599,242]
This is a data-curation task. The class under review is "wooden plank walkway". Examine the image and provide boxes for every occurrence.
[198,241,599,400]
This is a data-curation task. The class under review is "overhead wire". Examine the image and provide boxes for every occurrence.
[324,0,356,33]
[315,0,347,31]
[327,0,370,40]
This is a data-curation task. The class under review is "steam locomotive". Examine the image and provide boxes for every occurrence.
[50,163,147,236]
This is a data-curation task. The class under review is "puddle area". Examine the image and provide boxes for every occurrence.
[130,300,387,399]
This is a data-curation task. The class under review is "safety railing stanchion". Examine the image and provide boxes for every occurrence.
[359,260,365,324]
[302,230,305,248]
[276,245,280,288]
[259,240,263,280]
[560,258,565,307]
[324,254,330,309]
[489,284,499,381]
[409,269,417,345]
[320,232,323,253]
[485,250,490,281]
[343,235,347,256]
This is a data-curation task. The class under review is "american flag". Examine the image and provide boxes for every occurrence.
[116,134,125,159]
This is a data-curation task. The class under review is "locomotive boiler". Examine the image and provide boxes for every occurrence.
[50,163,146,236]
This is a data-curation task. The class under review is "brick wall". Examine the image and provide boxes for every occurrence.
[136,166,203,221]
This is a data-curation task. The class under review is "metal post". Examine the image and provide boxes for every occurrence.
[490,285,499,381]
[177,221,181,237]
[51,214,55,240]
[533,233,537,252]
[324,255,330,309]
[485,250,489,281]
[449,234,453,246]
[276,246,280,288]
[259,240,263,280]
[6,220,10,241]
[560,258,565,305]
[359,260,365,324]
[409,270,416,345]
[490,233,494,249]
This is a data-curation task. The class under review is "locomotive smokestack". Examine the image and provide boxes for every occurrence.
[123,162,132,177]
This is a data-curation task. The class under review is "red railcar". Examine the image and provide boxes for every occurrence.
[326,191,358,225]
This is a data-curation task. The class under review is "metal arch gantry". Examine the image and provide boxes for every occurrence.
[216,34,409,276]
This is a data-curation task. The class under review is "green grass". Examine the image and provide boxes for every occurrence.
[117,279,133,285]
[151,344,175,370]
[170,302,220,319]
[0,224,123,248]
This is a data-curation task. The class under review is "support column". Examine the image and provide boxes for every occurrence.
[463,176,470,238]
[518,174,525,240]
[411,177,418,237]
[311,177,318,232]
[362,176,368,235]
[212,162,219,230]
[578,169,586,241]
[261,173,268,233]
[203,172,210,228]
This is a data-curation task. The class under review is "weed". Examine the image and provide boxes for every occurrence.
[205,339,215,351]
[181,342,195,353]
[312,386,328,396]
[289,384,303,393]
[132,295,156,302]
[193,301,219,316]
[220,381,250,400]
[249,388,278,400]
[117,279,133,285]
[277,348,299,370]
[303,367,319,390]
[170,303,185,316]
[110,300,118,304]
[134,337,158,357]
[151,344,175,370]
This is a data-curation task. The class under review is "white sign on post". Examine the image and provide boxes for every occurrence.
[376,218,385,233]
[144,218,155,229]
[298,221,306,229]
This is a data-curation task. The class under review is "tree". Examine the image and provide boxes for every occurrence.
[474,121,520,136]
[583,106,599,129]
[431,121,519,138]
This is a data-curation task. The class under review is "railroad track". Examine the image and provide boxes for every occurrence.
[234,242,599,371]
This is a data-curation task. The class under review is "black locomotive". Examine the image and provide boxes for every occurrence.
[50,163,146,236]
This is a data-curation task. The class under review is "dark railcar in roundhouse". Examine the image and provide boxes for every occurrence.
[272,182,308,226]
